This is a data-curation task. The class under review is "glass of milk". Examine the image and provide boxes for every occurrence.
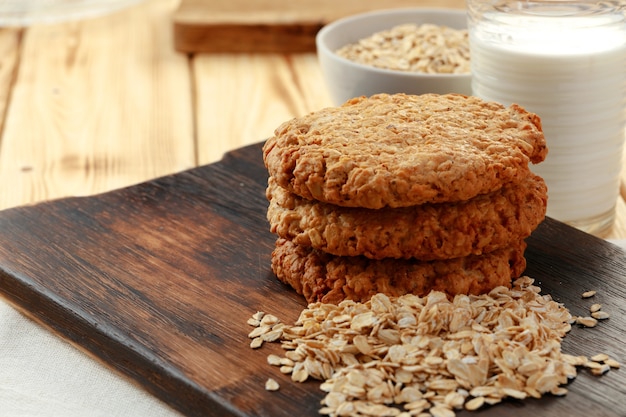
[466,0,626,236]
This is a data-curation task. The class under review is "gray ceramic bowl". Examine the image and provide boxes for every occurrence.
[316,8,472,105]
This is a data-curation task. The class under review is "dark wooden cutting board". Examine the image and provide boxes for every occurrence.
[0,141,625,417]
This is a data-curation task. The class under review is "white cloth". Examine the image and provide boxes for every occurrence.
[0,299,182,417]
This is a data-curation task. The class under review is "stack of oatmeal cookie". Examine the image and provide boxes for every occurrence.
[262,93,548,304]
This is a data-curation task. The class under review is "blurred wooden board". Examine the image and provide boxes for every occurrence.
[0,142,625,417]
[172,0,466,53]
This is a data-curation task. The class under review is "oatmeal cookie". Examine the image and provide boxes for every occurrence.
[263,93,547,209]
[271,238,527,304]
[267,173,546,260]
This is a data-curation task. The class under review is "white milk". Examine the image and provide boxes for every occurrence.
[468,5,626,235]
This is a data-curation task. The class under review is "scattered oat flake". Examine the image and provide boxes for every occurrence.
[247,317,261,326]
[465,396,485,411]
[582,290,597,298]
[267,354,282,366]
[430,404,455,417]
[250,337,264,349]
[591,364,611,376]
[563,354,587,366]
[265,378,280,391]
[591,353,610,362]
[584,361,604,369]
[280,357,295,366]
[551,387,568,396]
[605,358,621,369]
[589,303,602,313]
[576,316,598,327]
[591,311,610,320]
[262,328,283,342]
[279,365,293,374]
[251,311,264,321]
[246,276,615,417]
[261,314,280,326]
[248,325,270,338]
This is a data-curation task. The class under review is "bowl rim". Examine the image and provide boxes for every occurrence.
[315,7,470,79]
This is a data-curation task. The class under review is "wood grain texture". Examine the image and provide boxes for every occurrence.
[173,0,466,53]
[0,0,194,211]
[0,142,624,417]
[193,53,332,165]
[0,29,21,137]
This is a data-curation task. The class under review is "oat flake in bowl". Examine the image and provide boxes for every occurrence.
[336,23,470,74]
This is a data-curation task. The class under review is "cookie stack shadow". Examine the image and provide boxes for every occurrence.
[263,93,548,305]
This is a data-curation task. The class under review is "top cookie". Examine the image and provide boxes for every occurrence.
[263,93,547,209]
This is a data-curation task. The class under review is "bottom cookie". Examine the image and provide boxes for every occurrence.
[271,238,527,304]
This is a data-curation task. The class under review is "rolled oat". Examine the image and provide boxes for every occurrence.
[265,378,280,391]
[335,23,470,74]
[249,277,618,416]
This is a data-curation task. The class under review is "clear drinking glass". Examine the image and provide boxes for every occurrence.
[0,0,144,26]
[466,0,626,236]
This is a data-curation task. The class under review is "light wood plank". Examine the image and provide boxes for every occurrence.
[0,29,21,139]
[0,0,194,210]
[193,53,333,164]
